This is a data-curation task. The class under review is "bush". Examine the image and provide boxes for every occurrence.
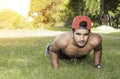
[0,9,33,29]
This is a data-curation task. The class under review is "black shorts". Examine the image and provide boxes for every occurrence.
[58,49,87,60]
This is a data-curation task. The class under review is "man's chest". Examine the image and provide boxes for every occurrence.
[62,44,93,57]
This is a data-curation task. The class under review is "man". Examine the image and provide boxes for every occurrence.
[45,16,102,70]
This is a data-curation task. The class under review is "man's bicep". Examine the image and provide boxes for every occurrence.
[51,40,67,53]
[94,43,102,52]
[50,43,60,53]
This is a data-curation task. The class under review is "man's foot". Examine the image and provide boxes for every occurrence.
[45,44,51,55]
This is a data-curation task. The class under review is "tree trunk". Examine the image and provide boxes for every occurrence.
[100,0,108,25]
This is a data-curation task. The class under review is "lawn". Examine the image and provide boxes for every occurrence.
[0,31,120,79]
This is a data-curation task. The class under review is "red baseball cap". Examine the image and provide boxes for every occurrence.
[72,16,92,30]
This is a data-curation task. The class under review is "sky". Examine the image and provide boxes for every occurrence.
[0,0,30,17]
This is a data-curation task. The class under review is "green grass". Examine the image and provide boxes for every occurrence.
[0,32,120,79]
[48,27,71,31]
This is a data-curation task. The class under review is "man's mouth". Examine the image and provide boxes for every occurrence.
[78,41,84,44]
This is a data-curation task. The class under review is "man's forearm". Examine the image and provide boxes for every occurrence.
[50,52,59,69]
[94,50,102,68]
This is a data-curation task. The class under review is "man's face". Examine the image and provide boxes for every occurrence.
[73,29,90,47]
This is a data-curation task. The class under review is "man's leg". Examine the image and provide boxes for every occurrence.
[45,44,51,55]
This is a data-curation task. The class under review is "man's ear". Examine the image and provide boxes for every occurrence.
[89,30,92,35]
[72,28,75,38]
[72,28,75,32]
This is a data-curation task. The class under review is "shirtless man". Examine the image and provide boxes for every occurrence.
[46,16,102,70]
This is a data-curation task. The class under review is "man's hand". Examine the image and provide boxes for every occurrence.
[94,64,101,69]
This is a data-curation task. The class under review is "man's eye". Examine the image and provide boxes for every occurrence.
[76,33,81,35]
[85,34,89,35]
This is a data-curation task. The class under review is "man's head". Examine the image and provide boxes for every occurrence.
[71,16,92,47]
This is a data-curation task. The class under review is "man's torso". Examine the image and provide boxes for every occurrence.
[62,42,93,57]
[51,31,101,58]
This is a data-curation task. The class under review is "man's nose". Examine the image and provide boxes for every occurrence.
[80,35,84,41]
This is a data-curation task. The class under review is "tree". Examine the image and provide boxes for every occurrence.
[0,9,32,29]
[28,0,62,28]
[100,0,120,26]
[85,0,101,26]
[61,0,85,27]
[28,0,120,28]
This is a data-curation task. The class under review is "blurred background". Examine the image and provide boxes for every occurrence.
[0,0,120,30]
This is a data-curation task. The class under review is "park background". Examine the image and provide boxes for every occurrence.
[0,0,120,79]
[0,0,120,30]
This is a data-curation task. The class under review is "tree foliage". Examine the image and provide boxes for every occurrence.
[29,0,101,27]
[0,9,32,29]
[28,0,120,28]
[28,0,62,28]
[0,0,119,30]
[100,0,120,27]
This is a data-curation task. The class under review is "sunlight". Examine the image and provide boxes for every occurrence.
[0,29,120,38]
[0,30,65,38]
[0,0,30,17]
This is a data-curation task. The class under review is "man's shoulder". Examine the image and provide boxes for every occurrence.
[89,33,102,46]
[55,31,72,40]
[52,31,72,47]
[90,33,102,40]
[50,31,71,53]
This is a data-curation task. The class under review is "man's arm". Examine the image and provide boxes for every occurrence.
[49,51,59,70]
[94,44,102,69]
[49,33,68,69]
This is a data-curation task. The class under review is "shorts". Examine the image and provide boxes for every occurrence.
[58,49,87,60]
